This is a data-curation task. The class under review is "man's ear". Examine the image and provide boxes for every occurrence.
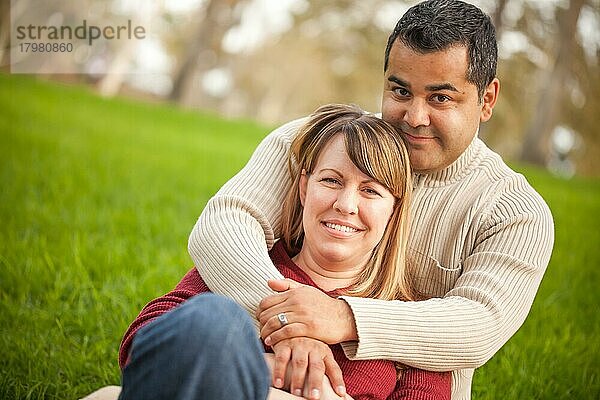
[480,78,500,122]
[299,169,308,207]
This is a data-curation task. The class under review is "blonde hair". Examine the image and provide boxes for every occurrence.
[281,104,415,301]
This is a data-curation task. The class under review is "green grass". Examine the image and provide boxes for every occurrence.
[1,74,598,399]
[472,167,600,398]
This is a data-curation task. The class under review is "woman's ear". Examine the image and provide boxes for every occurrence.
[299,169,308,207]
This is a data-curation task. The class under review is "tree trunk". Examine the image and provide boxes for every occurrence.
[168,0,239,106]
[519,0,587,166]
[1,0,32,68]
[97,3,155,97]
[492,0,509,36]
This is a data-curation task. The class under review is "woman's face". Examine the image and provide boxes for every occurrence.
[299,134,396,271]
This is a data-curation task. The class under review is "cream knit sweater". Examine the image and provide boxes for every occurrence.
[188,117,554,400]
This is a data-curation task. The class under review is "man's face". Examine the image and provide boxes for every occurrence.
[381,40,498,174]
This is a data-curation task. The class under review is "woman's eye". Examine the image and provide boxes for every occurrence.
[363,188,381,196]
[321,177,340,185]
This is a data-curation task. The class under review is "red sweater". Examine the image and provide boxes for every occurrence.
[119,242,451,400]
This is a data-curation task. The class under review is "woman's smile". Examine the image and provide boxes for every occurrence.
[321,220,363,237]
[296,134,395,277]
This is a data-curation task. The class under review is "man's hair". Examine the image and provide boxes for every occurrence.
[384,0,497,99]
[281,103,417,301]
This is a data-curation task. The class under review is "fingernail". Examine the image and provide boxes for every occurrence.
[264,337,272,346]
[311,389,320,399]
[337,386,346,395]
[293,389,302,396]
[274,378,283,388]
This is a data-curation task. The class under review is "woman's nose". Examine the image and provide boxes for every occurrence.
[333,189,359,215]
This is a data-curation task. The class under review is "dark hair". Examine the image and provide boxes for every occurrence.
[384,0,497,100]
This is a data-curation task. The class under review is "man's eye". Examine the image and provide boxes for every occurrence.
[394,87,410,97]
[432,94,451,103]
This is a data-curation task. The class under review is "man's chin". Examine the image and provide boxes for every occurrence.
[407,149,429,168]
[408,155,440,174]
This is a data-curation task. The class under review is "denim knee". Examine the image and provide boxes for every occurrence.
[173,293,254,342]
[121,293,269,400]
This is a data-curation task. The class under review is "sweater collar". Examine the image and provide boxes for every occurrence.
[413,135,484,187]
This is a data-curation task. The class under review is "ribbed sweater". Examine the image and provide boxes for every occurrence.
[188,117,554,400]
[120,241,451,400]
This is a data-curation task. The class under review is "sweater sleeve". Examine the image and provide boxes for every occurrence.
[118,268,208,369]
[187,118,306,317]
[340,178,554,371]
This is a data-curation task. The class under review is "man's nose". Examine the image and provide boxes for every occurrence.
[333,189,359,215]
[403,98,430,128]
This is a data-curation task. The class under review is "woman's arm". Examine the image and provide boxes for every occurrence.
[119,268,207,368]
[388,369,451,400]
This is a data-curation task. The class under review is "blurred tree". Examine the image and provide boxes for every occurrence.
[12,0,596,175]
[168,0,240,107]
[222,0,393,123]
[491,0,510,35]
[519,0,587,166]
[98,1,157,96]
[0,0,13,67]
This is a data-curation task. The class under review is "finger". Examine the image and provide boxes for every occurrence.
[306,352,326,400]
[289,346,309,397]
[261,311,299,340]
[264,323,307,347]
[267,278,303,291]
[323,354,346,397]
[258,302,290,329]
[267,279,291,292]
[272,345,292,389]
[257,292,289,319]
[260,313,283,340]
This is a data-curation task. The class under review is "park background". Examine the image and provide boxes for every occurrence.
[1,0,599,399]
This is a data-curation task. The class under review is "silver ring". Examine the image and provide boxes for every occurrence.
[277,313,289,327]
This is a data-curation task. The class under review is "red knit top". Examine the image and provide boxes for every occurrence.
[119,241,451,400]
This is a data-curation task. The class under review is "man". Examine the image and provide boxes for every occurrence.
[189,1,554,399]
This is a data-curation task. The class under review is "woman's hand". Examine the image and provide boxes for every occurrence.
[268,387,304,399]
[268,384,353,400]
[257,280,358,347]
[268,337,346,399]
[320,373,354,400]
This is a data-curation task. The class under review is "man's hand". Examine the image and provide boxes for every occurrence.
[269,337,346,399]
[257,279,358,347]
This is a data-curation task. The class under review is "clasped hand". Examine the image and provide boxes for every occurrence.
[257,279,357,399]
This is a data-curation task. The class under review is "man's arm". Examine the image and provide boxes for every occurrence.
[188,117,307,317]
[340,182,554,370]
[259,180,554,371]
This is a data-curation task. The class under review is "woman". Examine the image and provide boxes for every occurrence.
[118,104,451,400]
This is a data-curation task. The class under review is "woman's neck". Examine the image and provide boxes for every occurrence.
[291,248,366,292]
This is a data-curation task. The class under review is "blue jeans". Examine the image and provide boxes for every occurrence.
[119,293,270,400]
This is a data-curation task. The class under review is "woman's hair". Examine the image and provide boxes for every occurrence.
[281,103,415,301]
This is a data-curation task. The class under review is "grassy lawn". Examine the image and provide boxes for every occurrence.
[1,74,598,399]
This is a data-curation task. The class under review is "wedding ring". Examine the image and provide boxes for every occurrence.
[277,312,289,327]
